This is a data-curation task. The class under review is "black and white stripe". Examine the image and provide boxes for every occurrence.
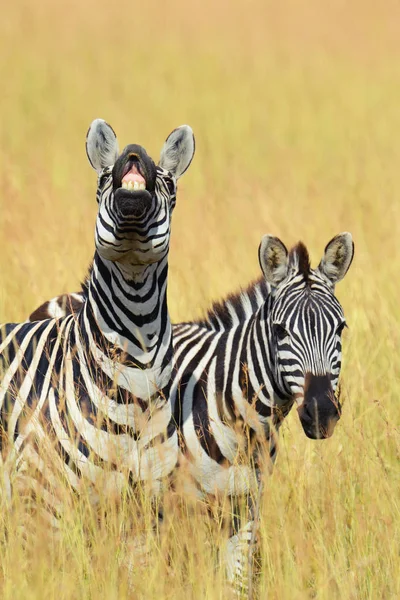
[171,232,354,589]
[0,119,195,525]
[28,232,354,590]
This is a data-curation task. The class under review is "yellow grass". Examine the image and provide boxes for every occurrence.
[1,0,400,597]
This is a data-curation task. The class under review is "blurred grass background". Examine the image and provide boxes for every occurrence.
[0,0,400,598]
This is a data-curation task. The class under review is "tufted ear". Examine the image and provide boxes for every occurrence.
[259,235,289,286]
[317,232,354,285]
[86,119,119,173]
[159,125,195,179]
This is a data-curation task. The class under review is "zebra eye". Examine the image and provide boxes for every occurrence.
[98,173,110,188]
[165,178,175,195]
[336,322,347,336]
[274,324,288,342]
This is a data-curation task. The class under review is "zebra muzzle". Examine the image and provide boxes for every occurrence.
[297,373,341,440]
[114,186,153,218]
[112,145,158,218]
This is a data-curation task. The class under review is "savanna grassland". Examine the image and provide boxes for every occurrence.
[0,0,400,598]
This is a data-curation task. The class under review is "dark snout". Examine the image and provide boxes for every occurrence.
[112,144,157,218]
[297,374,341,440]
[114,188,152,218]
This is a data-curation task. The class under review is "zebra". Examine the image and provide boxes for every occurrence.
[172,232,354,590]
[0,118,195,529]
[27,231,354,592]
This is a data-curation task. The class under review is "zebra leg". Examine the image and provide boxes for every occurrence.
[224,516,255,595]
[118,498,164,583]
[223,476,264,597]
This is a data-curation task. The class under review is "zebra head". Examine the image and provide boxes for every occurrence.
[85,119,195,267]
[259,233,354,439]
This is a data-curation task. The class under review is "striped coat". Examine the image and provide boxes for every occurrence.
[28,232,354,590]
[0,119,195,523]
[171,233,354,588]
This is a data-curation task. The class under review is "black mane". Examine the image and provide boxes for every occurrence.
[289,242,311,284]
[81,265,92,296]
[192,276,269,331]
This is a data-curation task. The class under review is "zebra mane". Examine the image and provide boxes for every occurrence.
[194,276,270,331]
[289,242,311,283]
[80,265,92,296]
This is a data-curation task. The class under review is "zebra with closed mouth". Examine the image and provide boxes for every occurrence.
[29,231,354,592]
[171,232,353,590]
[0,118,195,525]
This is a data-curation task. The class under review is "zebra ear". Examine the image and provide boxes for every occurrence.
[259,235,289,286]
[159,125,195,179]
[318,232,354,285]
[86,119,119,173]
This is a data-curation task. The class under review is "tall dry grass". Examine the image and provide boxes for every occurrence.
[0,0,400,598]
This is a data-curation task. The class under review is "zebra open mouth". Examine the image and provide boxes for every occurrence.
[112,144,157,217]
[113,144,157,194]
[121,161,146,191]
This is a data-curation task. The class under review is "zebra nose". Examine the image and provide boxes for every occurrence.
[114,187,153,218]
[297,373,341,439]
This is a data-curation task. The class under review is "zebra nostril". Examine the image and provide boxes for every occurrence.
[303,403,314,420]
[299,398,315,419]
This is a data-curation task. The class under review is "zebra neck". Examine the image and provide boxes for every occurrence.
[225,302,291,424]
[82,252,172,376]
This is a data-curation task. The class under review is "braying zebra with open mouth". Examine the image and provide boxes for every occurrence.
[29,231,354,592]
[0,118,195,526]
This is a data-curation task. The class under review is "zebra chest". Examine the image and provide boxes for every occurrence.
[176,338,287,499]
[84,339,171,401]
[5,344,176,495]
[11,379,178,499]
[179,359,265,498]
[53,353,176,479]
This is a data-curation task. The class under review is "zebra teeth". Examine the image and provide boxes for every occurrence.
[121,181,146,191]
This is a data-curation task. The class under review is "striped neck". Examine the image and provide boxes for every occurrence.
[235,300,292,414]
[209,293,293,435]
[82,251,172,374]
